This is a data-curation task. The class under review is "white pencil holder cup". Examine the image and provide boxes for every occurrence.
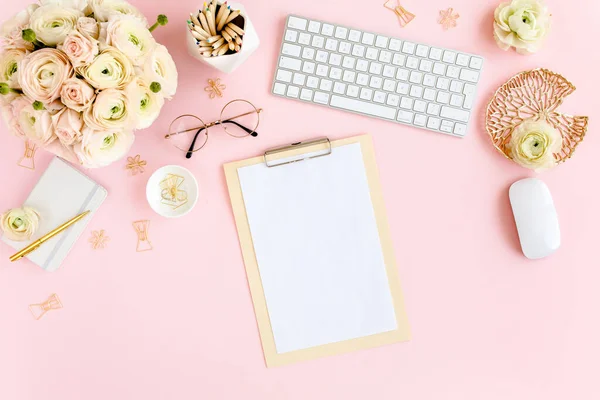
[186,3,260,74]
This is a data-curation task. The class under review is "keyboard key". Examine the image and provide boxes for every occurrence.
[463,83,476,95]
[375,35,389,48]
[406,56,419,69]
[459,69,480,83]
[389,38,402,51]
[409,71,423,84]
[352,44,366,57]
[347,85,359,97]
[437,91,450,104]
[325,38,338,51]
[293,73,306,85]
[414,114,427,126]
[397,110,414,123]
[273,82,286,95]
[383,79,396,92]
[379,50,392,63]
[348,29,362,42]
[306,76,319,88]
[454,123,467,136]
[423,74,436,87]
[450,94,464,107]
[282,43,301,57]
[285,30,298,42]
[298,32,311,45]
[386,94,400,106]
[373,91,386,103]
[427,117,441,130]
[369,76,383,89]
[396,68,409,81]
[400,97,413,109]
[301,47,315,60]
[320,79,333,91]
[469,57,483,70]
[423,88,436,101]
[321,24,335,36]
[314,91,330,104]
[442,50,456,63]
[360,87,373,100]
[276,69,293,82]
[463,94,474,110]
[333,81,346,94]
[279,56,302,71]
[429,47,443,60]
[312,36,325,48]
[316,50,329,63]
[302,61,315,74]
[440,120,454,133]
[356,59,369,71]
[334,26,348,39]
[433,62,446,75]
[436,77,450,90]
[308,20,321,33]
[416,44,429,57]
[329,53,342,66]
[365,47,379,60]
[342,70,356,83]
[427,103,440,115]
[449,80,464,93]
[369,62,383,75]
[286,85,300,98]
[402,42,415,54]
[410,85,423,98]
[356,73,369,85]
[330,95,396,119]
[288,16,307,30]
[300,88,313,100]
[456,54,470,67]
[339,42,351,54]
[316,64,329,76]
[446,66,460,79]
[396,82,410,95]
[419,59,433,73]
[342,56,356,69]
[361,32,375,45]
[382,65,396,78]
[392,53,406,66]
[329,67,342,80]
[413,99,427,113]
[440,105,470,122]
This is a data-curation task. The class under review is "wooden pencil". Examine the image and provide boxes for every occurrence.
[223,25,237,39]
[216,5,231,32]
[198,12,211,35]
[190,13,201,26]
[190,30,206,41]
[223,9,240,25]
[234,35,242,45]
[215,0,227,24]
[193,24,210,38]
[221,30,232,42]
[206,9,217,36]
[227,22,244,35]
[211,37,225,49]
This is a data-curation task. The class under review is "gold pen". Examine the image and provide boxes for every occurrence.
[9,210,91,262]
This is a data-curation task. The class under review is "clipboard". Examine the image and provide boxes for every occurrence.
[224,134,410,367]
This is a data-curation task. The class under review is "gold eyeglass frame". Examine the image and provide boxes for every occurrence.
[165,99,262,154]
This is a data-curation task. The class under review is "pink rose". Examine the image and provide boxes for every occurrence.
[60,78,96,112]
[58,31,98,67]
[52,108,83,146]
[76,16,100,40]
[18,48,73,104]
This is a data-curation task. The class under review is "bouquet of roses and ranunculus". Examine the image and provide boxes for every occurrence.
[0,0,178,168]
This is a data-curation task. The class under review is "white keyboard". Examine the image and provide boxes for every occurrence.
[272,15,484,138]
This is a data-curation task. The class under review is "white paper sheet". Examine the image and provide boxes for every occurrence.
[238,143,397,354]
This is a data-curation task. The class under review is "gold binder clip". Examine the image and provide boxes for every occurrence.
[29,293,62,320]
[132,220,153,252]
[264,137,332,168]
[18,140,37,170]
[383,0,415,27]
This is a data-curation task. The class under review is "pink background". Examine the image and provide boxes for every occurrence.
[1,0,598,399]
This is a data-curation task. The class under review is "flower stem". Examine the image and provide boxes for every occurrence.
[149,14,168,32]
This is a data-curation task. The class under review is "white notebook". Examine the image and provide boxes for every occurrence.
[2,157,107,272]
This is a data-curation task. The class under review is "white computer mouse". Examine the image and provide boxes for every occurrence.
[509,178,561,260]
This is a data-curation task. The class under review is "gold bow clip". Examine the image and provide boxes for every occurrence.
[383,0,415,27]
[29,293,63,320]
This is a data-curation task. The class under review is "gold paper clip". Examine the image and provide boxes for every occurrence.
[383,0,415,27]
[159,174,188,210]
[205,78,226,99]
[438,8,459,30]
[18,139,37,170]
[126,154,147,175]
[29,293,62,320]
[133,220,153,252]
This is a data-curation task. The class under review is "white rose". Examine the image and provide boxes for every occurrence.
[40,0,92,14]
[10,98,56,146]
[83,88,134,130]
[0,48,27,89]
[18,48,74,104]
[53,107,83,146]
[494,0,551,54]
[141,45,178,98]
[80,47,134,90]
[506,119,562,172]
[58,30,98,67]
[90,0,148,25]
[29,5,83,47]
[105,15,156,65]
[75,126,135,168]
[0,4,39,51]
[1,207,40,242]
[60,77,96,111]
[76,17,100,40]
[126,77,164,129]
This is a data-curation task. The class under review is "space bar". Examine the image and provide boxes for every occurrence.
[330,95,397,120]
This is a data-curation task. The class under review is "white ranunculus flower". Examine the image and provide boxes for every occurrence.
[80,47,134,90]
[40,0,92,14]
[58,30,99,67]
[83,88,134,131]
[75,126,134,168]
[0,4,39,51]
[494,0,551,54]
[29,5,83,47]
[141,45,178,98]
[1,207,41,241]
[0,48,28,89]
[18,48,74,104]
[506,119,562,172]
[105,15,156,65]
[76,16,100,40]
[60,77,96,111]
[90,0,148,26]
[126,77,164,129]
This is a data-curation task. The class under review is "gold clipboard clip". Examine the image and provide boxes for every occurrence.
[264,137,332,168]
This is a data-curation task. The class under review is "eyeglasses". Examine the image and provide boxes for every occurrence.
[165,99,262,159]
